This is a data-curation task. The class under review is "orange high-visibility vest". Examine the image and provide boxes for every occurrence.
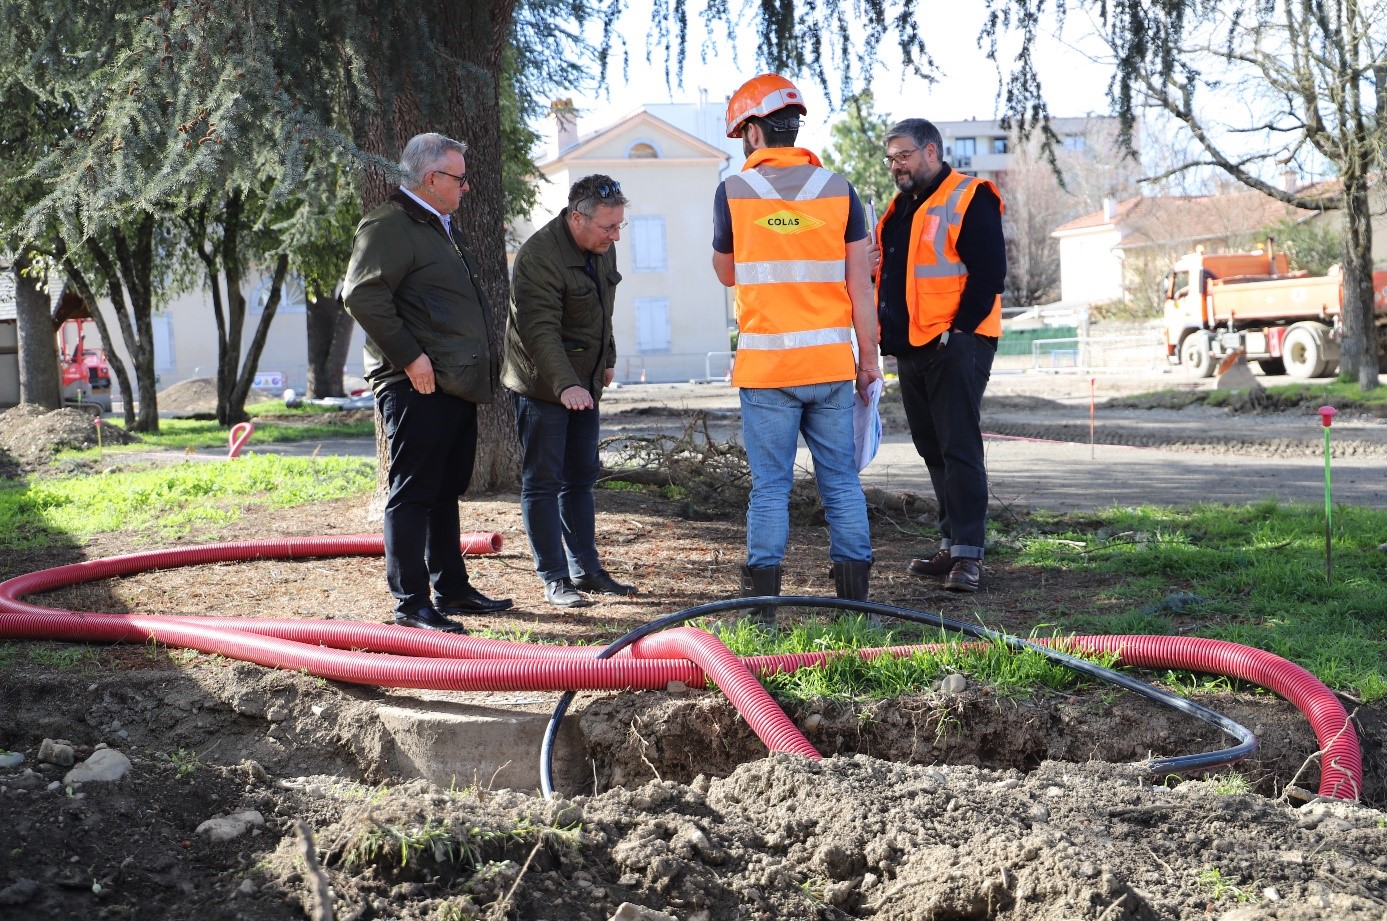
[876,169,1004,347]
[726,147,856,388]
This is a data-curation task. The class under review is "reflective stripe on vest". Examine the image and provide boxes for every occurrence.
[735,259,847,285]
[737,327,853,350]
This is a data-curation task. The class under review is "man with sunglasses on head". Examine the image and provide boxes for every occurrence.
[712,74,882,628]
[503,174,636,608]
[343,132,512,634]
[875,119,1006,593]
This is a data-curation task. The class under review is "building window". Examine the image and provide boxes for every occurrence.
[635,298,671,353]
[628,142,659,158]
[629,215,667,272]
[992,137,1008,154]
[1063,135,1086,151]
[954,138,977,157]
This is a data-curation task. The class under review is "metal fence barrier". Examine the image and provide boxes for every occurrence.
[1029,334,1166,374]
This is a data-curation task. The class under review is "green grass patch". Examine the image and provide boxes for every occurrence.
[1012,500,1387,700]
[1266,378,1387,407]
[709,616,1119,701]
[0,453,375,549]
[64,409,375,456]
[598,478,688,501]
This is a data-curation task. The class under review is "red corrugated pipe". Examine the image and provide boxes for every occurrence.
[0,537,1361,799]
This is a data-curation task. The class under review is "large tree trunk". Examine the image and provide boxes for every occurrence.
[12,253,62,410]
[438,0,521,492]
[351,0,522,494]
[1339,176,1379,388]
[306,293,354,398]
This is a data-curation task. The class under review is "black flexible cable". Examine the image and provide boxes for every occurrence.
[539,596,1258,799]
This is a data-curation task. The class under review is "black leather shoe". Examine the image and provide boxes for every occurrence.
[573,570,636,596]
[437,584,513,615]
[394,606,469,633]
[908,549,952,578]
[545,578,590,608]
[944,558,982,593]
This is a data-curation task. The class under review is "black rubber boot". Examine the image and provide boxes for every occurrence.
[740,564,782,629]
[832,560,881,628]
[832,560,872,600]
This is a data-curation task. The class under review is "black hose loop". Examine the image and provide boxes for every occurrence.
[539,596,1258,799]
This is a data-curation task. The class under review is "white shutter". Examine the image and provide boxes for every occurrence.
[630,216,667,272]
[634,298,671,353]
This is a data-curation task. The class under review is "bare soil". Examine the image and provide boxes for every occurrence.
[1,377,1385,921]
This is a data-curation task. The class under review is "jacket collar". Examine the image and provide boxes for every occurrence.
[741,146,824,172]
[389,189,450,237]
[554,208,594,268]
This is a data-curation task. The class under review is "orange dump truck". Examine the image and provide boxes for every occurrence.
[1163,248,1387,378]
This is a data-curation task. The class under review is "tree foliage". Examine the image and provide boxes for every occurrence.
[821,92,896,215]
[985,0,1387,387]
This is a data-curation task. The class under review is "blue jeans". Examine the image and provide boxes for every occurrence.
[515,394,602,584]
[740,381,873,568]
[896,333,995,559]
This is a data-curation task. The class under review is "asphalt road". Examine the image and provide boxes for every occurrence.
[211,371,1387,513]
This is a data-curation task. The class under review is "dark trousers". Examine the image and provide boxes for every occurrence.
[896,333,995,558]
[378,381,478,613]
[515,394,602,584]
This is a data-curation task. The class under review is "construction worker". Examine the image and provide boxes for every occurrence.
[711,73,883,627]
[875,119,1006,593]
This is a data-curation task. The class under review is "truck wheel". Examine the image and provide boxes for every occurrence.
[1179,332,1215,378]
[1283,323,1331,378]
[1256,358,1286,376]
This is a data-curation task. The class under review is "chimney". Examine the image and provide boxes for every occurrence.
[551,98,578,153]
[1102,197,1117,221]
[1282,168,1298,193]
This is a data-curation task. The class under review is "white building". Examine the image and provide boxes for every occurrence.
[932,116,1118,184]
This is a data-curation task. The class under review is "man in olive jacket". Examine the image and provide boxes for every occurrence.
[503,175,637,607]
[343,132,512,632]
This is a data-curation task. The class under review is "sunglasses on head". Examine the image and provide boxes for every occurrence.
[585,179,621,202]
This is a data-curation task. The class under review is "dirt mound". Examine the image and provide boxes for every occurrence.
[157,377,275,415]
[0,403,139,466]
[246,755,1387,920]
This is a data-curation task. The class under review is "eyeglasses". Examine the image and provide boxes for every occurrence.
[581,213,627,235]
[882,147,920,167]
[434,169,469,186]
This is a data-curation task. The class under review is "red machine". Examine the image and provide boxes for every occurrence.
[56,319,113,411]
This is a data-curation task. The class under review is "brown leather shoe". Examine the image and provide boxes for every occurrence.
[908,549,952,578]
[944,558,982,593]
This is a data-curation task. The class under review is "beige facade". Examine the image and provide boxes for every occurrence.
[518,109,732,383]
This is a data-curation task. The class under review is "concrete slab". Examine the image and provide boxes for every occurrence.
[376,691,590,795]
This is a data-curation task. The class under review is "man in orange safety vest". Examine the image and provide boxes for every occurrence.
[875,119,1007,593]
[711,73,883,627]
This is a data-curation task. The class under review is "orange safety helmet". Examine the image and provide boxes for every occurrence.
[725,74,807,138]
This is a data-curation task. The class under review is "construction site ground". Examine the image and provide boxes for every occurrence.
[1,366,1385,921]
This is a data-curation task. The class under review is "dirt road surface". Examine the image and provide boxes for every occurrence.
[601,369,1387,512]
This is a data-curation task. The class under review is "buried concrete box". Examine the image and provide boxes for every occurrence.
[377,696,588,794]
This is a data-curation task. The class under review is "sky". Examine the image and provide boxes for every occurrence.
[535,0,1118,158]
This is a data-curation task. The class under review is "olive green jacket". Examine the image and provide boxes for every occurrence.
[502,209,621,403]
[342,191,497,403]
